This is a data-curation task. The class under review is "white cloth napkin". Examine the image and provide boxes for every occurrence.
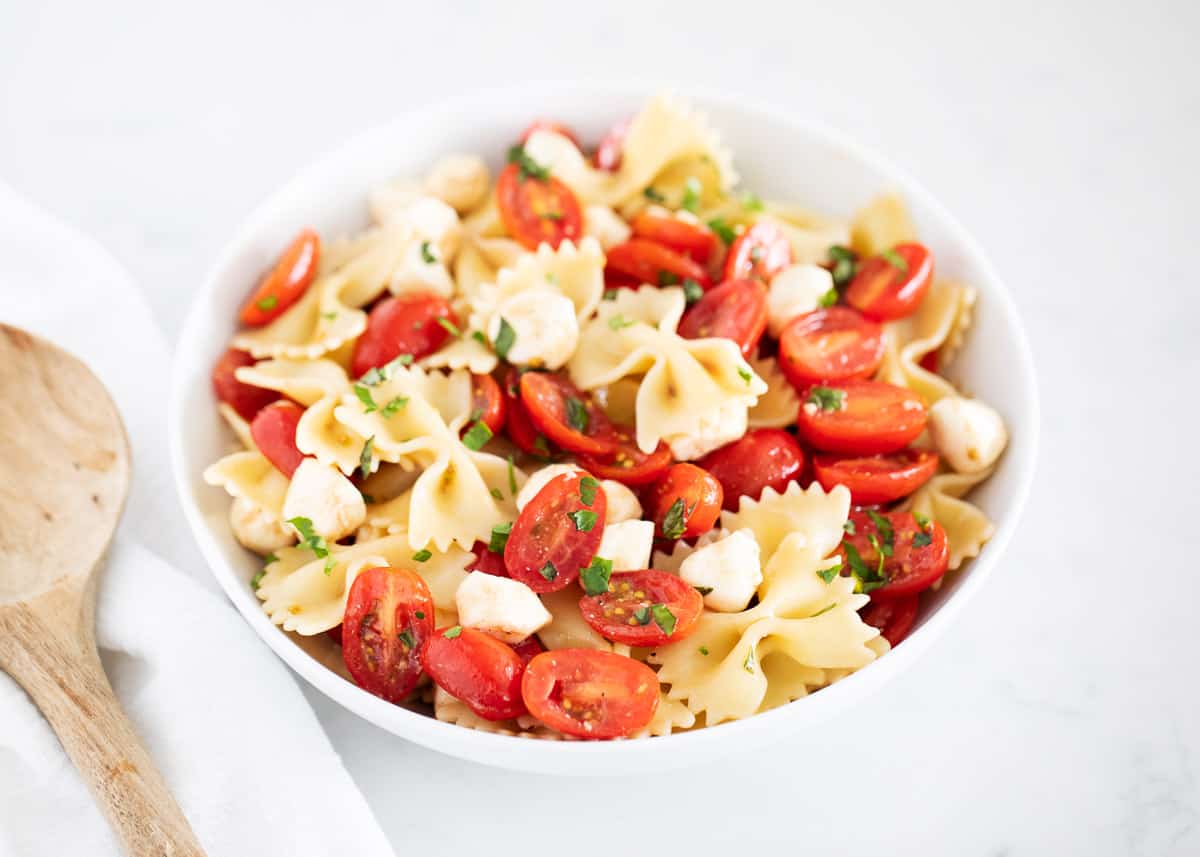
[0,182,396,857]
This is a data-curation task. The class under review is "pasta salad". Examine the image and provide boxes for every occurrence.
[205,94,1007,740]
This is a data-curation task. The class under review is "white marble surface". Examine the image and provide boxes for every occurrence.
[2,0,1196,853]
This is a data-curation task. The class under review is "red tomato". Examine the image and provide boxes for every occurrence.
[861,594,919,646]
[677,278,769,357]
[504,472,607,593]
[697,428,805,511]
[630,211,720,263]
[250,401,306,477]
[838,510,949,600]
[421,626,527,721]
[593,117,631,171]
[797,380,927,455]
[647,463,723,540]
[723,222,792,282]
[239,228,321,327]
[350,294,457,378]
[510,635,546,664]
[521,649,659,739]
[579,570,703,646]
[813,449,939,506]
[845,243,934,321]
[919,350,939,373]
[518,119,581,148]
[326,624,343,646]
[575,426,672,487]
[211,348,280,421]
[778,307,885,388]
[466,373,506,437]
[467,540,507,577]
[502,369,556,458]
[342,566,435,703]
[519,371,616,457]
[496,162,583,251]
[605,239,712,289]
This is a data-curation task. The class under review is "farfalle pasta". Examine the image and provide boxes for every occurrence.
[206,94,1007,741]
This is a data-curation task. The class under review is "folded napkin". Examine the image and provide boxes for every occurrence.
[0,182,395,857]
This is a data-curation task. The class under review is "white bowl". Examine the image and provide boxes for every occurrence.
[169,84,1039,775]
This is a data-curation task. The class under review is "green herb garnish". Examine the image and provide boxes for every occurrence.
[651,603,677,636]
[436,316,461,337]
[657,270,681,287]
[493,317,516,360]
[580,557,613,596]
[744,646,756,673]
[462,419,493,451]
[806,386,845,412]
[881,248,909,274]
[358,436,375,479]
[251,569,266,590]
[539,561,558,582]
[565,397,589,433]
[412,549,432,562]
[680,177,701,213]
[633,605,652,625]
[287,516,330,562]
[707,218,737,246]
[488,522,512,554]
[643,186,666,203]
[843,519,857,535]
[866,510,895,557]
[810,602,837,618]
[661,497,689,540]
[843,541,886,593]
[420,241,436,264]
[579,476,599,506]
[381,395,408,418]
[256,295,278,311]
[818,287,839,308]
[608,314,634,330]
[912,530,933,548]
[443,625,463,639]
[568,509,598,532]
[828,245,857,288]
[398,629,415,649]
[507,144,550,181]
[602,288,619,301]
[737,366,752,384]
[694,586,713,596]
[682,278,704,305]
[817,561,842,584]
[354,384,379,413]
[507,455,518,496]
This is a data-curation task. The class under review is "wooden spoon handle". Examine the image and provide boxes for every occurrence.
[0,587,206,856]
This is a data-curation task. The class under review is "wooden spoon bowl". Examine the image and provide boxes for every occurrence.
[0,324,205,856]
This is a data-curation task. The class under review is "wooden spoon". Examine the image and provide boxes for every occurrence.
[0,325,206,856]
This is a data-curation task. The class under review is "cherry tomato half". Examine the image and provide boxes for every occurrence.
[631,211,720,264]
[606,239,712,290]
[504,472,607,593]
[467,540,508,577]
[677,278,769,357]
[521,649,659,739]
[496,162,583,251]
[250,400,306,477]
[212,348,280,421]
[342,566,435,703]
[723,222,792,282]
[518,119,581,148]
[845,242,934,321]
[519,371,616,457]
[421,626,527,721]
[647,463,723,540]
[579,570,704,647]
[813,449,939,506]
[503,369,557,459]
[798,380,927,455]
[575,426,673,487]
[779,307,885,388]
[465,373,506,437]
[350,293,457,379]
[239,228,321,327]
[838,510,949,600]
[861,594,919,646]
[697,428,805,511]
[593,117,631,171]
[510,635,546,664]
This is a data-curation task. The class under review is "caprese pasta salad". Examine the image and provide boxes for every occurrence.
[205,94,1007,740]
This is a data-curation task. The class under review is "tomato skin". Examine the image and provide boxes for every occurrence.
[510,635,546,664]
[250,401,306,477]
[723,222,792,282]
[861,594,919,646]
[212,348,281,421]
[502,369,556,458]
[239,228,321,326]
[342,567,435,704]
[605,239,712,290]
[519,119,581,148]
[575,427,672,487]
[778,307,885,388]
[631,211,720,263]
[797,380,928,455]
[845,243,934,321]
[647,463,723,540]
[350,294,457,379]
[496,163,584,251]
[466,373,506,437]
[677,278,769,357]
[812,449,939,506]
[697,428,805,511]
[839,510,949,600]
[519,371,616,456]
[467,540,508,577]
[504,472,607,593]
[421,627,527,721]
[593,117,631,171]
[579,570,704,646]
[521,649,659,739]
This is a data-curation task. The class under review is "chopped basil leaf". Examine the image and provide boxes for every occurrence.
[323,556,335,576]
[744,646,756,673]
[420,241,436,264]
[633,605,652,625]
[580,556,613,596]
[263,552,279,566]
[912,530,933,548]
[843,540,886,593]
[881,248,909,274]
[661,497,689,540]
[698,645,710,655]
[532,435,552,458]
[643,186,666,203]
[602,288,619,301]
[471,330,488,346]
[913,511,931,528]
[680,177,701,213]
[843,519,857,535]
[358,436,375,479]
[737,366,752,384]
[682,278,704,305]
[360,492,375,505]
[412,549,432,562]
[436,316,462,337]
[443,625,463,639]
[608,314,634,330]
[398,629,415,649]
[539,561,558,581]
[810,602,837,618]
[546,272,559,285]
[507,455,518,495]
[256,295,278,311]
[493,317,516,360]
[741,191,764,212]
[321,311,338,320]
[540,210,563,221]
[806,386,845,412]
[568,509,598,532]
[415,610,425,620]
[359,354,413,386]
[828,245,856,263]
[381,395,408,418]
[657,270,681,287]
[651,603,677,636]
[565,397,589,433]
[488,522,512,554]
[694,585,713,596]
[287,516,330,560]
[489,488,503,501]
[507,144,550,181]
[579,476,599,506]
[353,383,379,413]
[817,562,841,584]
[707,217,737,246]
[866,510,895,556]
[250,569,266,590]
[462,419,494,451]
[818,288,839,308]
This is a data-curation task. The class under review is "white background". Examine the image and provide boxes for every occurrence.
[2,0,1196,854]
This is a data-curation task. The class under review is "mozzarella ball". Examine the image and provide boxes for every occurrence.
[595,519,654,571]
[666,404,748,461]
[423,154,490,214]
[678,529,763,612]
[767,263,835,337]
[600,480,642,524]
[229,497,295,556]
[584,205,632,250]
[455,571,552,643]
[487,290,579,369]
[516,464,584,511]
[282,458,366,543]
[927,397,1008,474]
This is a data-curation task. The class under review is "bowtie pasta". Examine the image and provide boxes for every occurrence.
[205,94,1008,740]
